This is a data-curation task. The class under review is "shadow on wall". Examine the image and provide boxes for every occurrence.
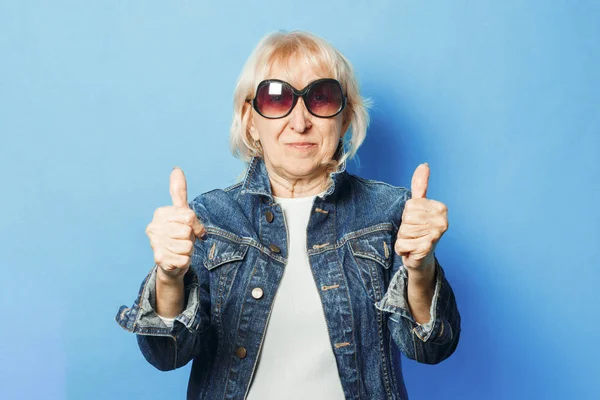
[348,85,424,188]
[354,87,576,399]
[352,87,498,398]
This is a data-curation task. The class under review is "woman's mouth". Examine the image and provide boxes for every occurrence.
[287,142,316,150]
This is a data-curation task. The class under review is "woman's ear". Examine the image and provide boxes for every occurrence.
[242,102,259,141]
[341,109,351,137]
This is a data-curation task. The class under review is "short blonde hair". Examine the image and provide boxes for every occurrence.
[229,30,370,169]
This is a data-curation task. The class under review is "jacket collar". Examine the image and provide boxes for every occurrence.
[240,145,348,201]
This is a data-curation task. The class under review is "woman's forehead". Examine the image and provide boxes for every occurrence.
[263,54,336,88]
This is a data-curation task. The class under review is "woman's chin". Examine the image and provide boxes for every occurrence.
[278,160,320,178]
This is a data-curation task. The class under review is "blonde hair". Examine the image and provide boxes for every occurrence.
[229,30,370,172]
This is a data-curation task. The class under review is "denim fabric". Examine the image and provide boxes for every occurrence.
[116,155,461,399]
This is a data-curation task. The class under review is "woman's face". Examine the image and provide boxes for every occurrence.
[248,59,348,182]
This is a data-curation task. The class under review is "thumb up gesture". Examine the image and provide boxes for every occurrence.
[145,167,207,281]
[394,163,449,272]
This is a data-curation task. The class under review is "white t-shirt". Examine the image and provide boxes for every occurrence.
[160,192,345,399]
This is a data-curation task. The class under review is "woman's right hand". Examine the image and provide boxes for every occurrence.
[145,167,207,281]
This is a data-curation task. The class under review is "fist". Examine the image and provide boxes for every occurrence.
[145,167,207,280]
[394,163,449,272]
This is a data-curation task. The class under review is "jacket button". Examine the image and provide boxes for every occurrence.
[269,244,281,253]
[252,287,264,299]
[265,210,274,223]
[236,346,247,359]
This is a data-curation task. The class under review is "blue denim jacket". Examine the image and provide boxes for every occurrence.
[116,155,461,400]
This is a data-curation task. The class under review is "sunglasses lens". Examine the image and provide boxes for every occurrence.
[306,80,344,117]
[255,81,294,118]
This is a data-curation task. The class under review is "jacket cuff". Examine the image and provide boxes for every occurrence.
[115,265,201,335]
[375,256,451,343]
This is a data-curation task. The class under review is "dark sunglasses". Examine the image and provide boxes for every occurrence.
[246,78,347,119]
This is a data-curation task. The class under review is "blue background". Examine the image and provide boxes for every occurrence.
[1,1,598,399]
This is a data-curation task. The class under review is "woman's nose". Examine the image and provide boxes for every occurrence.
[288,98,312,132]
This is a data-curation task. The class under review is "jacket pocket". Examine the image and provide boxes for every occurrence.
[203,235,249,271]
[348,227,393,302]
[202,235,250,314]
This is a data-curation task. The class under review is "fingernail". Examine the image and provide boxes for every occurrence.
[200,232,208,241]
[173,165,180,170]
[423,162,429,166]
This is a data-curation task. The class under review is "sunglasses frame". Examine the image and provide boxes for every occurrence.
[246,78,348,119]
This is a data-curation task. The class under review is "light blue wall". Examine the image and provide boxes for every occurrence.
[1,1,598,399]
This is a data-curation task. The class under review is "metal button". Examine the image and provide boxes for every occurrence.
[252,287,264,299]
[265,210,274,223]
[236,346,247,359]
[269,244,281,253]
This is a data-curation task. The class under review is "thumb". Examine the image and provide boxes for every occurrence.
[411,163,430,199]
[170,166,189,208]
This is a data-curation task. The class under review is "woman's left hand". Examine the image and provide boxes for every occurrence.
[394,163,449,273]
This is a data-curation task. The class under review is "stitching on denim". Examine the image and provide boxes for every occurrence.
[169,336,178,370]
[333,235,362,395]
[223,181,243,193]
[413,326,426,342]
[233,258,263,399]
[351,173,410,192]
[205,227,286,264]
[334,342,350,348]
[132,265,155,331]
[385,326,400,398]
[412,329,421,363]
[306,223,395,256]
[351,249,388,268]
[375,303,392,398]
[241,158,258,191]
[208,242,216,260]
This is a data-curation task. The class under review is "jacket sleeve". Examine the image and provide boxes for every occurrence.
[375,251,461,365]
[115,201,212,371]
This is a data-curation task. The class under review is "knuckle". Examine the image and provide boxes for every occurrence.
[397,226,407,238]
[154,207,166,218]
[183,210,195,224]
[154,251,164,265]
[404,213,417,224]
[182,224,192,236]
[185,241,194,255]
[394,242,401,253]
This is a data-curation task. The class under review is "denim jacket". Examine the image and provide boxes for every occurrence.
[116,155,461,400]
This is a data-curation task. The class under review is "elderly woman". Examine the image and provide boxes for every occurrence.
[117,30,461,399]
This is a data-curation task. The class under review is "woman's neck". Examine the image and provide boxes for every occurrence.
[265,162,329,198]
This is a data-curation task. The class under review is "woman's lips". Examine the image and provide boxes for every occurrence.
[287,142,316,149]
